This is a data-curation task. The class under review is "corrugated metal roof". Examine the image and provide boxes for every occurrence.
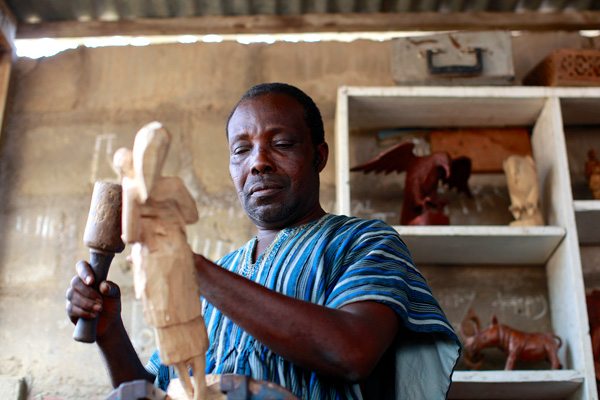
[7,0,600,24]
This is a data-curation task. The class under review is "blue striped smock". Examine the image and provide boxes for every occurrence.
[146,213,458,399]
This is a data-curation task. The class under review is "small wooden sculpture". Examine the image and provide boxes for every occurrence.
[585,149,600,200]
[460,309,562,370]
[350,141,472,225]
[114,122,208,400]
[586,290,600,380]
[503,155,544,226]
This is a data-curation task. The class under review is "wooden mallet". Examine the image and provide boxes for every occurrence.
[73,181,125,343]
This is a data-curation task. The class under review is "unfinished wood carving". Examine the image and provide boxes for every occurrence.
[503,155,544,226]
[585,149,600,200]
[114,122,208,400]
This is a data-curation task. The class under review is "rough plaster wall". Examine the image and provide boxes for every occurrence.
[0,32,598,399]
[0,39,394,399]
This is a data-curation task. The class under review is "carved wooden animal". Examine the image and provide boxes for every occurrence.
[350,141,472,225]
[585,149,600,200]
[461,310,562,370]
[114,122,209,400]
[503,155,544,226]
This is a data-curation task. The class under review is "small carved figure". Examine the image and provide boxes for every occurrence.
[586,290,600,381]
[350,141,472,225]
[460,309,562,370]
[585,149,600,200]
[114,122,208,400]
[503,155,544,226]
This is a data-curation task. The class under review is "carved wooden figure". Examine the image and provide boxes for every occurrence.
[586,290,600,381]
[503,155,544,226]
[585,149,600,200]
[350,141,472,225]
[114,122,208,400]
[460,310,562,370]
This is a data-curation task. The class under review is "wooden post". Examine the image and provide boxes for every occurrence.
[0,0,15,143]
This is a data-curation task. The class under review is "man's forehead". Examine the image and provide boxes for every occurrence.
[229,93,305,128]
[238,92,303,113]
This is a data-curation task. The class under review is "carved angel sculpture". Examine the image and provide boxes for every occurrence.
[585,149,600,200]
[503,155,544,226]
[350,141,472,225]
[113,122,208,400]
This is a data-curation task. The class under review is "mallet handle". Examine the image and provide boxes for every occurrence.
[73,250,115,343]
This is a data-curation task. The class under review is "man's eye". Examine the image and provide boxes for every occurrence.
[274,141,294,148]
[232,146,250,155]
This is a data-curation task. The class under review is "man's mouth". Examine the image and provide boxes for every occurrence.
[248,182,284,197]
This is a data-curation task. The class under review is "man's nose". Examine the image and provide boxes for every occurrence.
[250,146,275,175]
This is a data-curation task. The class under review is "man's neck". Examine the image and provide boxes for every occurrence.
[253,207,326,260]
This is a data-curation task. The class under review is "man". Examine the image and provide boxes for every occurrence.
[66,83,460,399]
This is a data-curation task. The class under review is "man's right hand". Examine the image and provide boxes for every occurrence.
[65,260,122,340]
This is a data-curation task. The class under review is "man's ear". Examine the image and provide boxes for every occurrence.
[315,142,329,172]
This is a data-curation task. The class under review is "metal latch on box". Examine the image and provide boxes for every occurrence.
[426,48,484,76]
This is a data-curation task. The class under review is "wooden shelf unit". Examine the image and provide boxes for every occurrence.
[450,370,584,400]
[574,200,600,245]
[395,225,565,265]
[558,92,600,247]
[334,86,598,400]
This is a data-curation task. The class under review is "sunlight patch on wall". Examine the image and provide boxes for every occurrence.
[14,31,434,59]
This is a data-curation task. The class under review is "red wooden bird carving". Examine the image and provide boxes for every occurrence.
[350,141,472,225]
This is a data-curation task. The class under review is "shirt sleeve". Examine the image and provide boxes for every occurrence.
[325,219,457,337]
[325,219,461,399]
[145,349,173,392]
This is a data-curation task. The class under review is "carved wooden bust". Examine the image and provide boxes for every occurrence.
[503,155,544,226]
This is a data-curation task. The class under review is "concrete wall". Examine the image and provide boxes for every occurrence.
[0,31,597,399]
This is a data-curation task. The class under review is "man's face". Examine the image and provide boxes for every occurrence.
[227,92,327,229]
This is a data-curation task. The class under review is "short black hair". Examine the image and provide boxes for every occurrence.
[226,82,325,146]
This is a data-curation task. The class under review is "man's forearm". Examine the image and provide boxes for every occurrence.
[96,319,155,388]
[194,255,398,381]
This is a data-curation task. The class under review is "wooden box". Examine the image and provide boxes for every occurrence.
[524,49,600,87]
[390,31,515,86]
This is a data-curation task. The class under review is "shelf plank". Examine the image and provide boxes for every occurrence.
[449,370,584,399]
[574,200,600,245]
[394,225,565,265]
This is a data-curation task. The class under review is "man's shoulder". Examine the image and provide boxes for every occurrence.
[324,213,397,234]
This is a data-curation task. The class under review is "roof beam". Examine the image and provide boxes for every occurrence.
[0,0,16,51]
[14,11,600,39]
[0,1,15,145]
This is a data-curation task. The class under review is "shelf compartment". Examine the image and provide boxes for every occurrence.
[574,200,600,245]
[449,370,584,399]
[335,87,599,399]
[395,225,565,265]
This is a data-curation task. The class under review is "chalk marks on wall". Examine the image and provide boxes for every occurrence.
[12,211,77,241]
[435,288,549,332]
[189,236,237,261]
[90,133,118,184]
[438,289,477,311]
[350,199,397,222]
[491,292,548,321]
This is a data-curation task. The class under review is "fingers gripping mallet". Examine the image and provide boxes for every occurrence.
[73,181,125,343]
